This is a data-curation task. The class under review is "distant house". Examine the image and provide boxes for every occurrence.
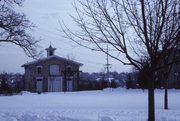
[22,45,83,92]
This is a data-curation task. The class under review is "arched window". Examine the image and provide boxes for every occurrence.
[66,65,72,71]
[36,66,42,74]
[66,65,73,76]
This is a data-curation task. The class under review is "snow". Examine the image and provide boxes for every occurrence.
[0,88,180,121]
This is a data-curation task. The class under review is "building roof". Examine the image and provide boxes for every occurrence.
[22,55,83,67]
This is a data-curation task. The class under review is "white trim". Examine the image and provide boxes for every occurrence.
[36,77,44,79]
[36,65,43,68]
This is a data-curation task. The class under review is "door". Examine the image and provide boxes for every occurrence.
[36,79,43,92]
[67,80,73,91]
[48,77,63,92]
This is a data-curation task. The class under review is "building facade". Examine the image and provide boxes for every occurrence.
[22,45,83,92]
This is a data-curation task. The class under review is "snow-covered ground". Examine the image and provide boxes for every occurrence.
[0,88,180,121]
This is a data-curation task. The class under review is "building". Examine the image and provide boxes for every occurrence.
[156,40,180,88]
[167,41,180,88]
[22,45,83,92]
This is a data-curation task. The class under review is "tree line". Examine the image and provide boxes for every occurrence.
[0,72,24,95]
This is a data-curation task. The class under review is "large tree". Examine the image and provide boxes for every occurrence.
[62,0,179,121]
[0,0,40,58]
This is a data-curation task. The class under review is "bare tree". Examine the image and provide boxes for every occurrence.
[161,39,179,110]
[66,54,76,61]
[0,0,40,58]
[61,0,179,121]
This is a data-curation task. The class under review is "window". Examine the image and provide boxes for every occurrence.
[37,67,42,74]
[174,72,178,76]
[66,65,73,76]
[176,52,180,57]
[66,65,72,71]
[36,66,42,74]
[49,50,53,56]
[50,65,59,75]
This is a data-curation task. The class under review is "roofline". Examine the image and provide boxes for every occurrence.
[22,55,83,67]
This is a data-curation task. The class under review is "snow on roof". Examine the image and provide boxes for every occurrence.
[22,55,83,67]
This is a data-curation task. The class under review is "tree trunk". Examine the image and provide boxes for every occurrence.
[164,81,168,109]
[148,78,155,121]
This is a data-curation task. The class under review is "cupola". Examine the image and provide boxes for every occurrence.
[45,45,56,57]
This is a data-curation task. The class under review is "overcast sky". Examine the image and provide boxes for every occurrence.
[0,0,132,74]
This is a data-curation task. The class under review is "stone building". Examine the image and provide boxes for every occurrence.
[22,45,83,92]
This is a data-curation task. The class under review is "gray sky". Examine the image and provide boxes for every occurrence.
[0,0,132,74]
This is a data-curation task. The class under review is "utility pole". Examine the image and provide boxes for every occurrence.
[104,45,111,87]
